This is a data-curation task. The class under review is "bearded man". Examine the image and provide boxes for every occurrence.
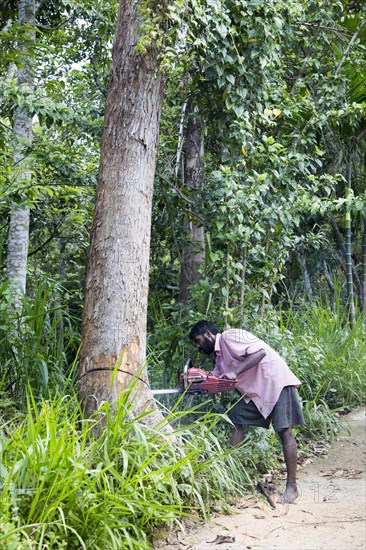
[189,320,304,504]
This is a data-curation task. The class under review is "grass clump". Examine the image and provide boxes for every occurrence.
[0,280,79,403]
[248,300,365,444]
[0,389,249,549]
[277,301,366,410]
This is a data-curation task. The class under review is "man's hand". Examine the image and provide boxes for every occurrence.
[219,371,237,381]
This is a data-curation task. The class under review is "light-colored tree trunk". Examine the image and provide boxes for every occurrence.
[323,260,335,310]
[6,0,35,305]
[300,255,314,303]
[79,0,167,425]
[224,245,230,329]
[179,99,205,303]
[239,246,247,326]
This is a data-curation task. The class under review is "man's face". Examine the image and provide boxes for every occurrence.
[193,331,215,355]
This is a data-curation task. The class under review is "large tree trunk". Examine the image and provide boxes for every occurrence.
[78,0,167,425]
[179,99,205,303]
[6,0,35,305]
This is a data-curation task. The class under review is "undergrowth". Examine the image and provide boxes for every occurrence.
[0,388,249,549]
[276,299,366,410]
[1,286,365,548]
[0,280,79,402]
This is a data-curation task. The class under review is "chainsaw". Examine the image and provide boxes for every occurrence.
[151,358,237,396]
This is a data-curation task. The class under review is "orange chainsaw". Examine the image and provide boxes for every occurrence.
[152,358,237,396]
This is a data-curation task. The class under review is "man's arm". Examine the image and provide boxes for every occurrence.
[220,349,266,380]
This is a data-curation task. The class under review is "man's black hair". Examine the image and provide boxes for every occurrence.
[188,320,219,340]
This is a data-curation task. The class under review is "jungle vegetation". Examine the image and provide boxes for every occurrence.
[0,0,365,547]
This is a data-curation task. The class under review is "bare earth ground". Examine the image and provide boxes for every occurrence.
[153,408,366,550]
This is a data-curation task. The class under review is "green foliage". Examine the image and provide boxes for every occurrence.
[300,400,341,442]
[276,299,366,409]
[148,289,365,465]
[0,280,79,401]
[0,5,365,544]
[0,388,248,549]
[0,0,112,326]
[151,0,366,317]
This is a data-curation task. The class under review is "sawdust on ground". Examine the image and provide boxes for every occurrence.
[153,407,366,550]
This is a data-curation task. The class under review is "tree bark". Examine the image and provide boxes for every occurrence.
[330,216,362,302]
[6,0,35,305]
[300,255,314,303]
[345,151,355,327]
[179,98,205,303]
[239,246,247,325]
[79,0,167,425]
[322,260,335,310]
[362,215,366,313]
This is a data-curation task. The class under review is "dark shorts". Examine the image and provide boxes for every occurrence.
[228,386,304,433]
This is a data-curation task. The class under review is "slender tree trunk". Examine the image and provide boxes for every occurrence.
[179,98,205,303]
[260,231,270,313]
[323,260,335,310]
[300,255,314,303]
[345,151,355,327]
[224,245,230,329]
[79,0,167,425]
[6,0,35,306]
[362,215,366,319]
[330,216,362,302]
[239,246,247,326]
[56,238,65,355]
[175,100,188,182]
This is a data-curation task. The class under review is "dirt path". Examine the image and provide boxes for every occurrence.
[154,408,366,550]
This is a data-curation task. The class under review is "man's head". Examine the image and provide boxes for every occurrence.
[188,320,219,355]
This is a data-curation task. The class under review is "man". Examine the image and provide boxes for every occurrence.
[188,320,304,504]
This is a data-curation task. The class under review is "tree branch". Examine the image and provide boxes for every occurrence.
[335,24,365,77]
[27,217,65,256]
[35,15,76,31]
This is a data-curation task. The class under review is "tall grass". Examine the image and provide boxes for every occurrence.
[1,283,365,548]
[0,387,249,549]
[276,299,366,409]
[149,293,366,445]
[0,280,79,402]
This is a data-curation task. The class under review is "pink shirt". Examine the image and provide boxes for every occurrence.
[212,329,301,419]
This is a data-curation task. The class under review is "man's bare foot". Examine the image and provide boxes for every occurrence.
[279,483,299,504]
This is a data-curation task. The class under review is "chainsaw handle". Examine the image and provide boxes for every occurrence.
[184,358,193,369]
[177,358,193,386]
[182,358,193,389]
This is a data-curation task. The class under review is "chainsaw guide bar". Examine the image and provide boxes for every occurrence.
[152,359,237,396]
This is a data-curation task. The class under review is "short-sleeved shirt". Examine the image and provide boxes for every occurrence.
[211,329,301,419]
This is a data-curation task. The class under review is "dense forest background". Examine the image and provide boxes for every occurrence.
[0,1,365,548]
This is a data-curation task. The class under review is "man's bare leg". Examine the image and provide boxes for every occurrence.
[278,427,299,503]
[229,423,244,446]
